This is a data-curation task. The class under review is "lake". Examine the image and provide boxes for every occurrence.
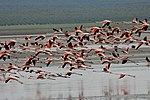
[0,0,150,25]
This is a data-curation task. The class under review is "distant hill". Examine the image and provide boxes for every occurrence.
[0,0,150,25]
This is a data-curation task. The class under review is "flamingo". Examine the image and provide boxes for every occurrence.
[103,63,111,72]
[53,28,63,33]
[67,65,77,71]
[22,55,37,66]
[75,57,85,64]
[120,31,129,38]
[46,58,53,67]
[65,71,82,76]
[35,34,46,41]
[45,40,53,49]
[109,26,120,34]
[141,23,149,31]
[95,49,106,59]
[121,56,139,65]
[3,42,10,50]
[61,60,72,68]
[67,35,79,43]
[67,42,77,49]
[36,73,55,80]
[62,51,74,60]
[102,20,111,28]
[139,19,148,24]
[6,63,20,72]
[24,36,33,40]
[5,76,23,84]
[91,27,101,35]
[131,18,138,24]
[77,63,93,70]
[52,34,59,42]
[80,33,90,42]
[136,41,144,50]
[121,47,129,54]
[7,39,17,48]
[36,73,48,79]
[35,69,46,74]
[134,27,142,37]
[136,36,148,49]
[101,59,112,64]
[0,51,10,61]
[119,73,135,79]
[119,74,126,79]
[74,25,83,36]
[0,66,6,72]
[146,57,150,66]
[35,49,52,57]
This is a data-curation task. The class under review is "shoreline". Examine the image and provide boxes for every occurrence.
[0,21,136,35]
[0,22,98,35]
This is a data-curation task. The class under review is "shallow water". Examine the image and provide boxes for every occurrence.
[1,62,150,100]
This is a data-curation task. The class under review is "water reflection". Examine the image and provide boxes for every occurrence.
[1,69,150,100]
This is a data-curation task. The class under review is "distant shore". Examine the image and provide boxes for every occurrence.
[0,21,147,35]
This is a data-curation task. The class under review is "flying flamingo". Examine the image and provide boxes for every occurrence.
[65,71,82,76]
[22,55,37,66]
[62,51,74,60]
[80,33,90,42]
[5,76,23,84]
[131,18,138,24]
[46,58,53,67]
[108,26,120,33]
[121,47,129,54]
[91,27,102,35]
[53,28,63,33]
[67,42,79,49]
[146,57,150,66]
[24,36,33,40]
[35,49,52,57]
[36,73,55,80]
[134,27,142,37]
[119,73,135,79]
[61,60,73,68]
[35,34,46,41]
[6,63,20,72]
[76,63,93,70]
[3,42,10,50]
[0,51,10,61]
[45,40,53,49]
[74,25,83,36]
[67,35,79,43]
[103,63,111,72]
[36,73,48,79]
[136,36,148,49]
[102,20,111,28]
[7,39,17,48]
[139,18,148,24]
[121,56,139,65]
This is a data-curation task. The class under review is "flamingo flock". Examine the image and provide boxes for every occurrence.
[0,18,150,84]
